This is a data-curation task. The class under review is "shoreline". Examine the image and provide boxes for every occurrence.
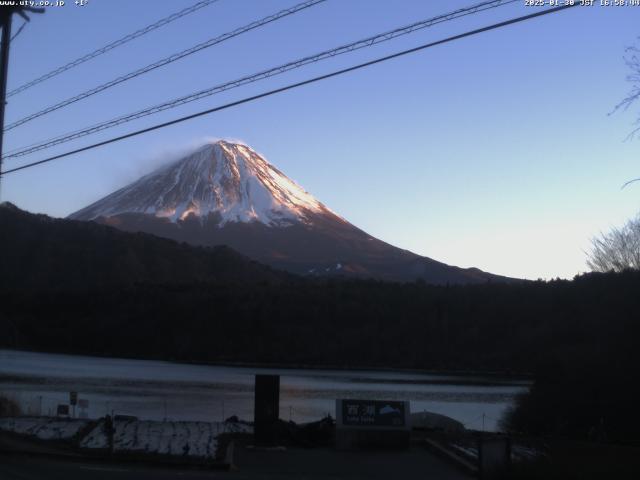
[0,348,533,381]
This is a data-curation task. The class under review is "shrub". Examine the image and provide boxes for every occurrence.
[0,394,21,417]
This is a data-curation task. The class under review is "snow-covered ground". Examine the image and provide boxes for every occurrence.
[450,443,478,459]
[0,415,252,459]
[0,417,88,441]
[79,419,251,458]
[450,441,543,463]
[512,444,544,461]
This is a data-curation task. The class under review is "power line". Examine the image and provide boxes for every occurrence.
[4,0,518,160]
[10,21,27,42]
[1,3,578,177]
[4,0,327,131]
[6,0,223,98]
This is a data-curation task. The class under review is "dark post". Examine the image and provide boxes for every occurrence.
[478,434,512,479]
[0,5,43,196]
[104,414,115,454]
[0,8,12,189]
[254,374,280,446]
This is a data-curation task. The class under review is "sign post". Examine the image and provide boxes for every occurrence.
[254,375,280,446]
[69,391,78,418]
[478,435,511,479]
[336,399,411,450]
[78,398,89,419]
[56,404,70,417]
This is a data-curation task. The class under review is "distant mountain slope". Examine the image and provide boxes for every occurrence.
[0,202,285,291]
[69,140,513,285]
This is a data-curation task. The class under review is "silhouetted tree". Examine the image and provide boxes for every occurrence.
[587,214,640,272]
[614,38,640,188]
[615,38,640,117]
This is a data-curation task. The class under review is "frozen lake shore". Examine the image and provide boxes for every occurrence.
[0,349,529,431]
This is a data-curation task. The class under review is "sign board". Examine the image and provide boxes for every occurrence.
[69,391,78,406]
[339,399,407,428]
[336,399,411,450]
[78,399,89,409]
[56,404,70,416]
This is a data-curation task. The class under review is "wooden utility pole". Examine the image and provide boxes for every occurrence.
[0,8,13,192]
[0,6,43,197]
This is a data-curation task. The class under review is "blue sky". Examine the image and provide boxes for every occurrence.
[2,0,639,280]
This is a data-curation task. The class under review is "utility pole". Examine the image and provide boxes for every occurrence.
[0,8,13,194]
[0,5,44,198]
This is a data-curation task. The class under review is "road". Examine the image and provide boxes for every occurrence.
[0,447,471,480]
[0,454,227,480]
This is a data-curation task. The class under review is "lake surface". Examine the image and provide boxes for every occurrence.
[0,349,529,431]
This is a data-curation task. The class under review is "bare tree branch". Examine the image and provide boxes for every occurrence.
[621,177,640,189]
[611,38,640,186]
[611,41,640,117]
[587,214,640,272]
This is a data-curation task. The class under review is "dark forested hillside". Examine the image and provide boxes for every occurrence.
[0,202,286,290]
[3,203,639,372]
[2,203,640,443]
[2,203,639,373]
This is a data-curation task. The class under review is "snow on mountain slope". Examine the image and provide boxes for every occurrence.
[69,140,336,226]
[68,139,514,284]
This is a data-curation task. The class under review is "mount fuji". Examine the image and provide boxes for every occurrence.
[69,140,509,284]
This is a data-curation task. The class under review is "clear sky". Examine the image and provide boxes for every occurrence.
[2,0,639,280]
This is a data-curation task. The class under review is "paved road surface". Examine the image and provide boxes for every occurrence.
[0,454,226,480]
[235,445,471,479]
[0,447,470,479]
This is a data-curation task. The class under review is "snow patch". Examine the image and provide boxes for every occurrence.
[0,417,88,441]
[80,418,252,458]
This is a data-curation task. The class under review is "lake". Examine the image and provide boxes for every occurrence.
[0,349,529,431]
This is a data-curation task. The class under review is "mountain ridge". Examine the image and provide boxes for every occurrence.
[0,201,286,291]
[69,140,339,227]
[69,140,514,285]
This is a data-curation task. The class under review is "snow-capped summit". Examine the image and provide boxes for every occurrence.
[69,139,513,285]
[69,140,335,226]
